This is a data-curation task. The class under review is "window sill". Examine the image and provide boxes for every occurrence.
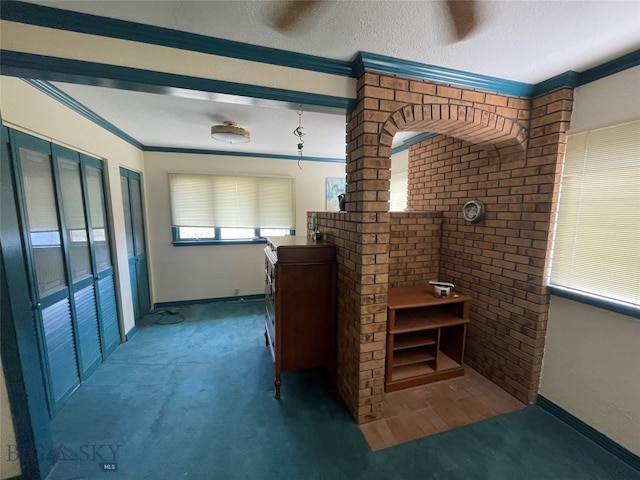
[172,238,268,247]
[548,284,640,319]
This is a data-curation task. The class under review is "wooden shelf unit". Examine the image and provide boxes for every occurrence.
[385,286,471,392]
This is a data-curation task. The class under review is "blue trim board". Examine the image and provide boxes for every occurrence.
[577,49,640,88]
[531,71,581,97]
[3,1,639,100]
[0,51,355,114]
[23,79,144,149]
[154,294,265,309]
[125,326,138,341]
[391,133,438,155]
[172,238,268,247]
[145,146,345,164]
[355,52,536,97]
[1,1,354,78]
[536,395,640,471]
[548,285,640,319]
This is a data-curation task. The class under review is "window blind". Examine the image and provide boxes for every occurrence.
[169,174,295,229]
[390,171,408,211]
[550,120,640,306]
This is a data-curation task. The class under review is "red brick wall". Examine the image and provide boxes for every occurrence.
[407,90,572,403]
[308,210,389,422]
[315,69,572,423]
[389,212,442,288]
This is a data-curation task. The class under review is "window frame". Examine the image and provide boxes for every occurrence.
[171,226,296,246]
[547,285,639,319]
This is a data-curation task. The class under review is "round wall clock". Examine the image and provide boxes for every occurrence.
[463,200,486,223]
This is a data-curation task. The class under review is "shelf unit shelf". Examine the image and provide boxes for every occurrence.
[385,286,471,393]
[393,348,436,367]
[393,332,436,350]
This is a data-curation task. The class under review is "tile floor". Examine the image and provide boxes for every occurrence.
[360,366,525,450]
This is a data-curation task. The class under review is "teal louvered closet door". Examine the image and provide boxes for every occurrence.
[9,130,121,416]
[54,146,102,378]
[10,131,80,413]
[84,158,121,356]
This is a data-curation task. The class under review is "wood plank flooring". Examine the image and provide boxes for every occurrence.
[360,366,525,451]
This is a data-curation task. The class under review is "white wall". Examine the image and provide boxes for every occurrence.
[143,151,345,303]
[0,76,144,336]
[569,66,640,134]
[391,148,409,173]
[539,65,640,455]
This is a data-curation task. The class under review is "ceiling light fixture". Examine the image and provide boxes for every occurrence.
[211,121,250,144]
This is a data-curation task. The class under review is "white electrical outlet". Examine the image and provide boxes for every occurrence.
[233,288,240,296]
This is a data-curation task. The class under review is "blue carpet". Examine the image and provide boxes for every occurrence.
[46,301,639,479]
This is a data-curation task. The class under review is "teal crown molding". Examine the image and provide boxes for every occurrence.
[18,77,346,163]
[144,146,345,164]
[3,2,639,156]
[532,49,640,96]
[22,79,144,149]
[0,1,354,78]
[3,1,639,100]
[577,48,640,87]
[354,52,536,97]
[0,51,355,114]
[391,133,437,155]
[531,71,581,97]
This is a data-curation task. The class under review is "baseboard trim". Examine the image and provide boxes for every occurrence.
[536,394,640,471]
[154,294,265,309]
[125,326,138,341]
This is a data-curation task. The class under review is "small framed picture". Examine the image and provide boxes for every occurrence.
[326,177,346,211]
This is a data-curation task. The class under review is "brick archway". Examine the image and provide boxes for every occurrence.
[379,104,528,162]
[313,72,572,425]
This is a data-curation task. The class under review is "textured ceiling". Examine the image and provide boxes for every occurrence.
[23,0,640,157]
[30,0,640,82]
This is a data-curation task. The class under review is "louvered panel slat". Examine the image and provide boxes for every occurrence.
[98,275,121,355]
[74,284,102,374]
[42,298,79,404]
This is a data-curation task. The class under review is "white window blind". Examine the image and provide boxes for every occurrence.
[390,171,408,211]
[550,120,640,306]
[169,174,295,229]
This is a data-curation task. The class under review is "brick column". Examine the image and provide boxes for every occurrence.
[326,69,572,422]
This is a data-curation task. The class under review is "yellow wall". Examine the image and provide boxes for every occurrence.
[143,151,345,303]
[0,76,143,336]
[540,297,640,455]
[0,20,356,101]
[0,358,21,479]
[539,66,640,455]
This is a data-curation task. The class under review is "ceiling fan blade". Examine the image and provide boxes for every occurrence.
[446,0,477,40]
[269,1,325,34]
